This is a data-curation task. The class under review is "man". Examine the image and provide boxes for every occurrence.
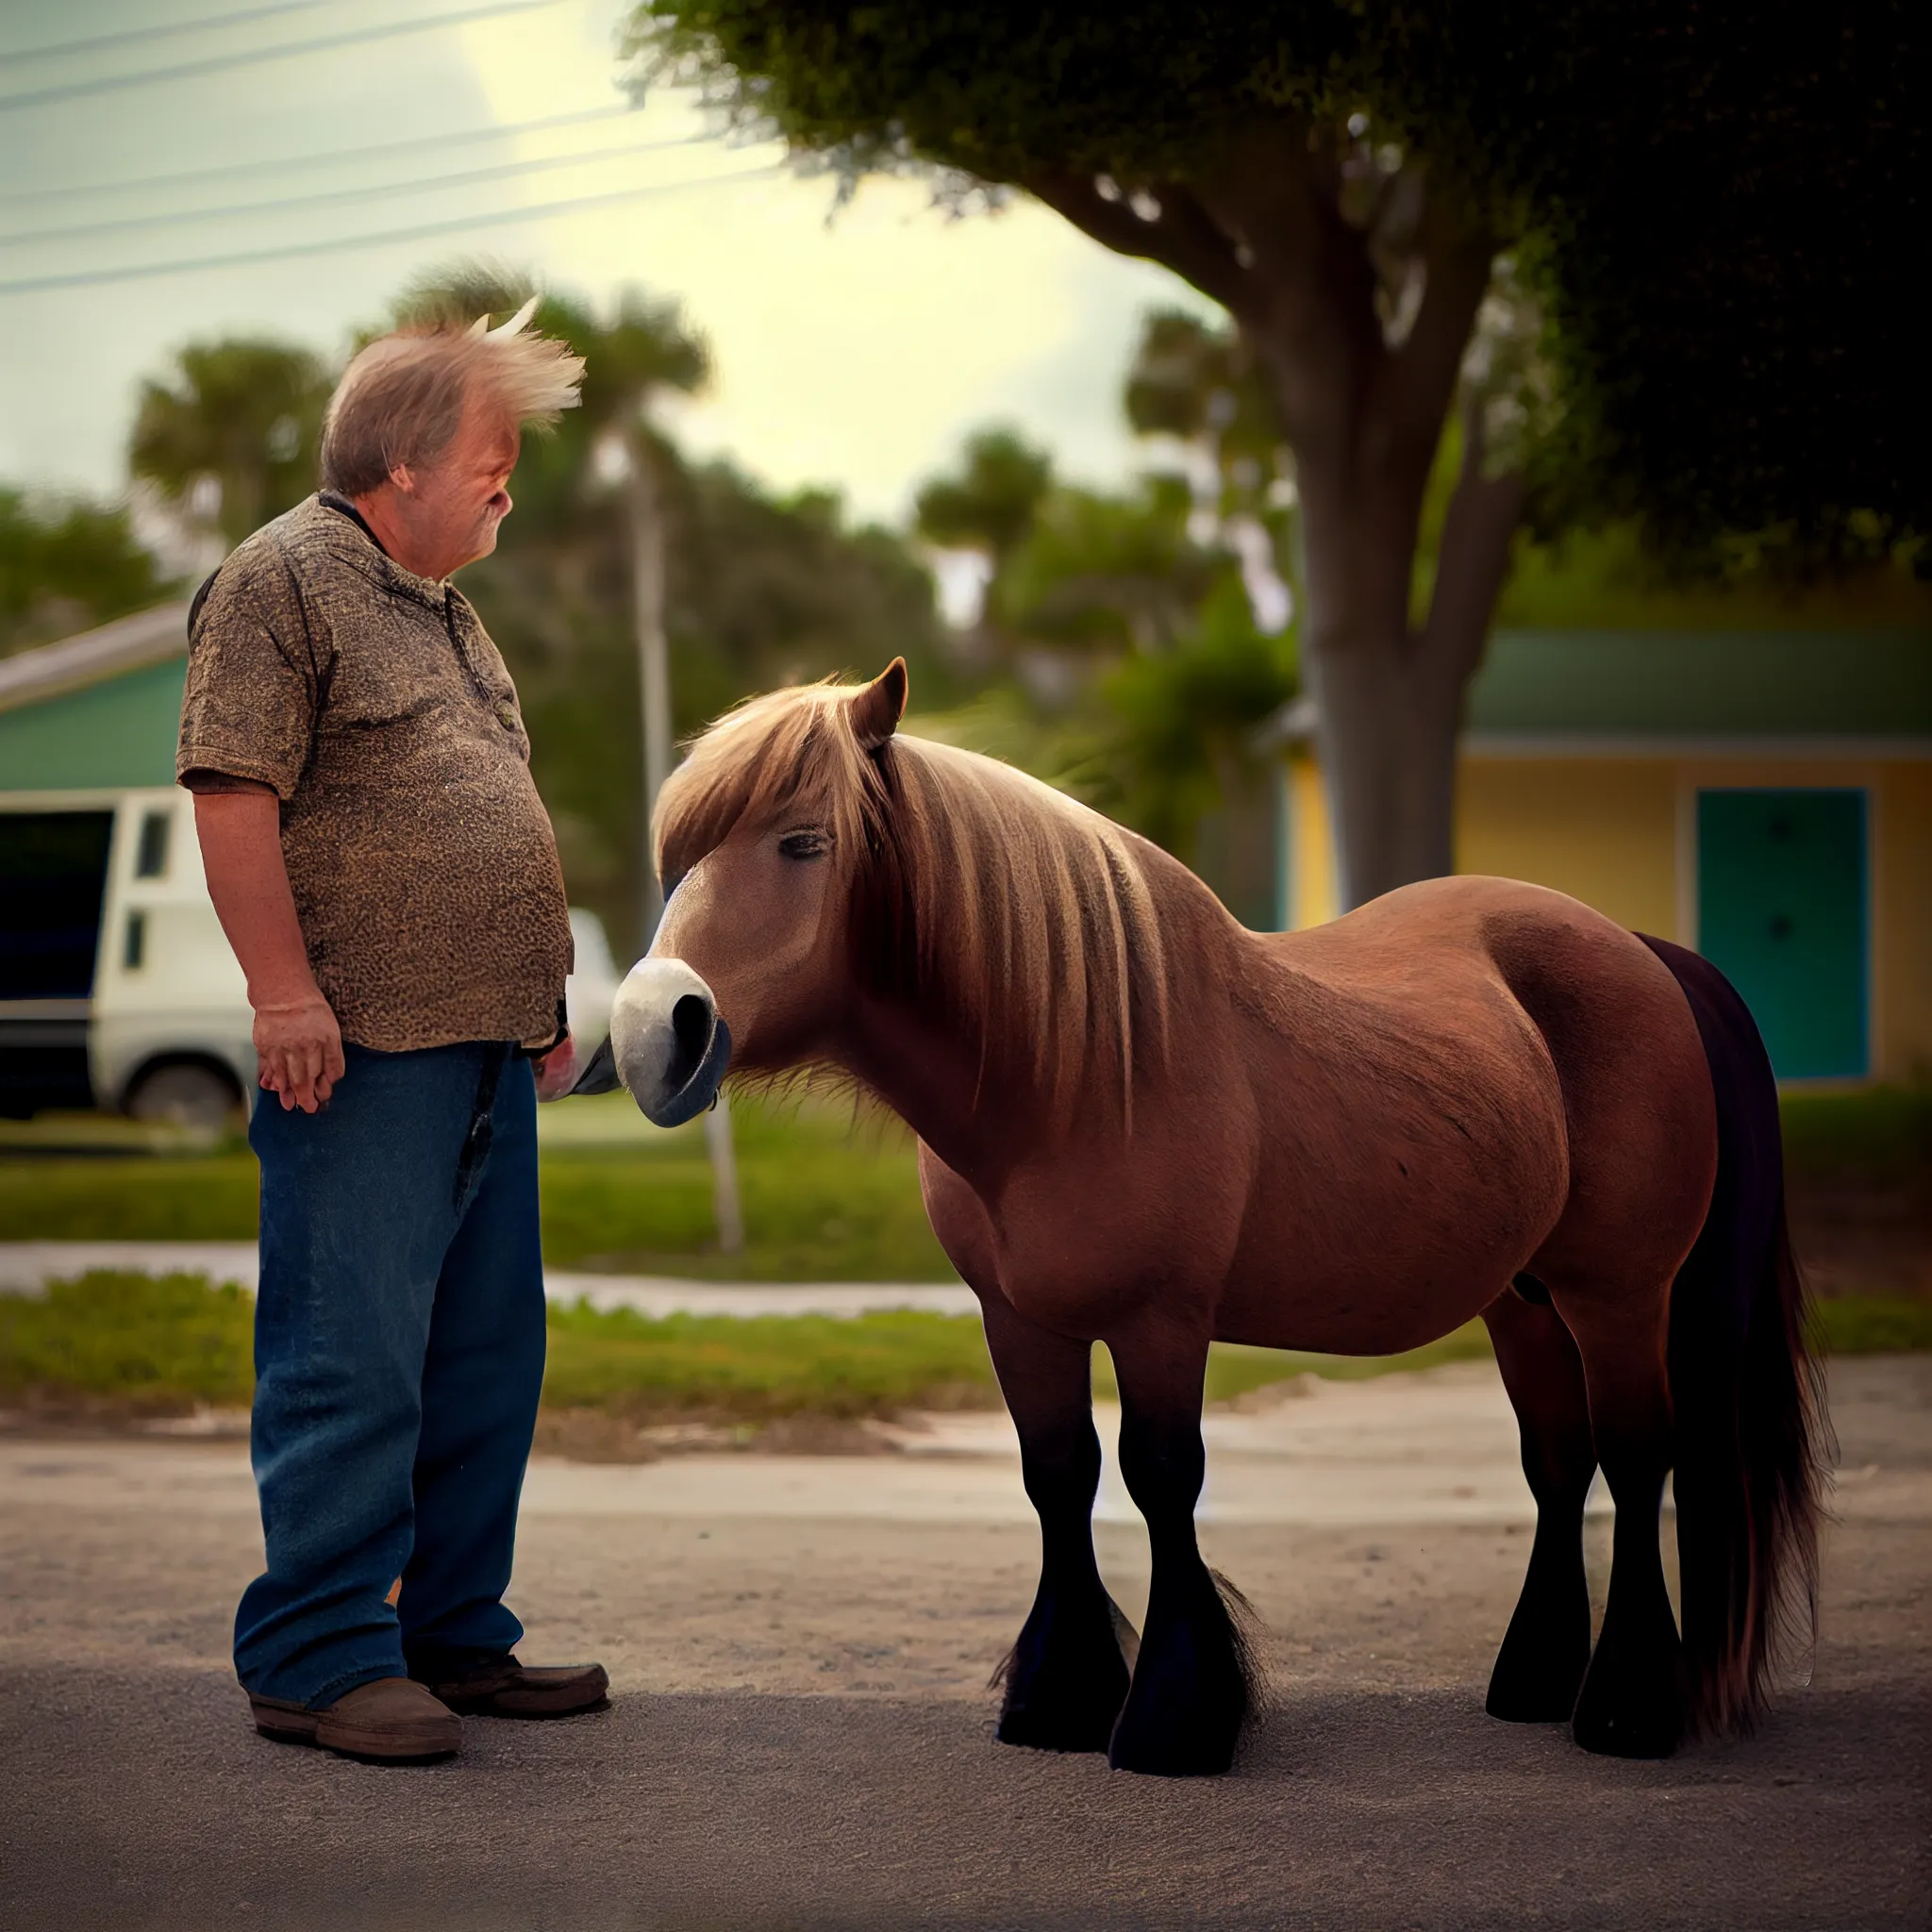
[179,306,608,1763]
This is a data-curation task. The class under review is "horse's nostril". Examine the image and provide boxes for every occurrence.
[667,992,713,1092]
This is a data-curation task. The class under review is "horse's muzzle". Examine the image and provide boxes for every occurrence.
[607,958,732,1127]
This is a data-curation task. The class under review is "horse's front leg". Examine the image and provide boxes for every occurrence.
[1107,1317,1256,1776]
[980,1291,1135,1753]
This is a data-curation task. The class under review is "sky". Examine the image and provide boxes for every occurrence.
[0,0,1215,526]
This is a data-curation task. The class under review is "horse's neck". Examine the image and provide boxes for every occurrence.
[831,995,1030,1192]
[833,867,1249,1194]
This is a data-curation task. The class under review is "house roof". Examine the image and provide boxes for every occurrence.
[1260,627,1932,756]
[0,602,190,713]
[0,606,191,792]
[1468,628,1931,739]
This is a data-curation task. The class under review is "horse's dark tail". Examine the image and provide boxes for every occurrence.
[1640,936,1831,1738]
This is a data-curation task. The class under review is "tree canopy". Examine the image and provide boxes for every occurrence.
[128,338,331,554]
[0,490,177,658]
[632,1,1928,569]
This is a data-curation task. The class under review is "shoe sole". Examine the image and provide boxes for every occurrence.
[251,1699,459,1763]
[433,1664,611,1719]
[440,1689,610,1719]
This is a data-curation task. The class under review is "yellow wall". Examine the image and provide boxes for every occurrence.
[1457,758,1681,939]
[1286,756,1337,932]
[1281,751,1932,1082]
[1876,762,1932,1081]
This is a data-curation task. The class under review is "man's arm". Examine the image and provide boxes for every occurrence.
[188,776,344,1113]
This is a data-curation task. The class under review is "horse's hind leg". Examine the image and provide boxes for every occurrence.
[980,1291,1134,1754]
[1553,1281,1686,1758]
[1105,1318,1252,1777]
[1483,1283,1597,1723]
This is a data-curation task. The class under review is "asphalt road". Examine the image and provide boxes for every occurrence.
[3,1358,1927,1931]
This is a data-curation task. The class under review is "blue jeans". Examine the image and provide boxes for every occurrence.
[236,1041,547,1707]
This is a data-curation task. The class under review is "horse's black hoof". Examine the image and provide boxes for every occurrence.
[992,1593,1132,1754]
[1107,1717,1238,1778]
[1485,1619,1591,1724]
[1570,1645,1684,1758]
[1104,1602,1247,1777]
[1487,1671,1586,1725]
[996,1692,1122,1755]
[1571,1700,1682,1758]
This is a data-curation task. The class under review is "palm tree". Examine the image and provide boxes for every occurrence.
[129,339,332,556]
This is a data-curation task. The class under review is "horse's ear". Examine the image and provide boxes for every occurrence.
[850,658,908,751]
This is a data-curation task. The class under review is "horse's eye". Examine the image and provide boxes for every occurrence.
[778,829,827,861]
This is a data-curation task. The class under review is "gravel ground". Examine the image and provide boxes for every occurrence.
[1,1357,1926,1930]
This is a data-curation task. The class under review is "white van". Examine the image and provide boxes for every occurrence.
[0,785,620,1128]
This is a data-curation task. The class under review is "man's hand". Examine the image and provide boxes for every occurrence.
[189,780,347,1116]
[532,1033,577,1102]
[254,992,346,1113]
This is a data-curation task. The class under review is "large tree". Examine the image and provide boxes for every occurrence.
[624,2,1925,908]
[625,8,1530,906]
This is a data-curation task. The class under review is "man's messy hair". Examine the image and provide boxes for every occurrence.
[318,299,584,496]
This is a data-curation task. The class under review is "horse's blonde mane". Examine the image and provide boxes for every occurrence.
[656,679,1172,1122]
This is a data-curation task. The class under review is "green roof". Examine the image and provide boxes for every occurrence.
[0,656,187,791]
[1470,629,1932,738]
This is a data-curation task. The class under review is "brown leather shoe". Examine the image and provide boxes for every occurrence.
[249,1676,462,1761]
[423,1653,610,1718]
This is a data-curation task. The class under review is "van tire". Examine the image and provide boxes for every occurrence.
[125,1060,242,1133]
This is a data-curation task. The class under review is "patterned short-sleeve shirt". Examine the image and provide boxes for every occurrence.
[177,494,574,1053]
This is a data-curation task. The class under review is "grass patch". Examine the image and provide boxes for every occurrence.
[543,1300,995,1418]
[0,1157,262,1243]
[2,1085,1924,1289]
[0,1271,255,1411]
[1194,1323,1497,1402]
[1813,1295,1932,1355]
[0,1094,958,1283]
[5,1274,1927,1433]
[0,1272,997,1423]
[1780,1085,1932,1185]
[539,1102,953,1280]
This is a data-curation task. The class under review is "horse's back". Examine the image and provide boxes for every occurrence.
[1215,876,1714,1351]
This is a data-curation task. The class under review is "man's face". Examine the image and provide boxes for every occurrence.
[389,397,520,578]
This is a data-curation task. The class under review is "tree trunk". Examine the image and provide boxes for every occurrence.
[1024,132,1528,915]
[627,434,673,945]
[1291,409,1524,908]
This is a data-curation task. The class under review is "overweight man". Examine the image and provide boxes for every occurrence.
[179,308,607,1762]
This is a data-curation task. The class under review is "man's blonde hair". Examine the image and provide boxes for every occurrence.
[319,301,585,496]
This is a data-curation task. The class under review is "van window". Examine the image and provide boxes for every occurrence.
[0,810,114,999]
[135,809,171,879]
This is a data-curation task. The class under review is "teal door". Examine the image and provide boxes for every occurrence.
[1696,789,1868,1079]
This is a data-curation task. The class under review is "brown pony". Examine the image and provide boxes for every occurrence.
[580,660,1826,1778]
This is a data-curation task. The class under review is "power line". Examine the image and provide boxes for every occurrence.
[0,165,779,296]
[0,0,565,114]
[0,105,638,208]
[5,1,332,65]
[0,135,707,249]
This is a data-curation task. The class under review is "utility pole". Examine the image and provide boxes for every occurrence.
[627,426,742,1251]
